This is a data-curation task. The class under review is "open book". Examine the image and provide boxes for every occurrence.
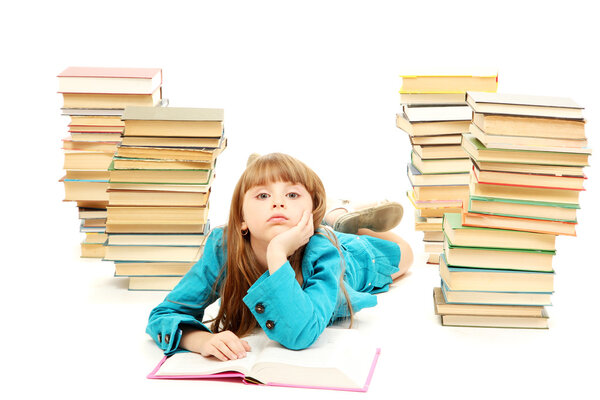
[148,328,380,392]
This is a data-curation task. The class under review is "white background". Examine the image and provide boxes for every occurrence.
[2,1,598,399]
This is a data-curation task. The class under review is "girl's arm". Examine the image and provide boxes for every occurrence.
[243,232,342,351]
[146,228,224,356]
[266,210,314,274]
[180,328,251,361]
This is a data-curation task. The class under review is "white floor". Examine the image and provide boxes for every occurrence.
[8,233,598,400]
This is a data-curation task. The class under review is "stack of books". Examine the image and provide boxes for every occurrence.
[434,92,590,328]
[104,106,226,290]
[58,66,163,258]
[396,72,498,263]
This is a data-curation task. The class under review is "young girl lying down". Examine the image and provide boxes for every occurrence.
[147,153,413,360]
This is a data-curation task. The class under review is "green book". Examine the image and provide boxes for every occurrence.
[108,160,211,173]
[468,195,578,223]
[442,213,556,251]
[443,234,555,272]
[463,134,590,166]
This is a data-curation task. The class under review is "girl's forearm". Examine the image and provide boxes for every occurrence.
[266,244,288,275]
[179,328,212,353]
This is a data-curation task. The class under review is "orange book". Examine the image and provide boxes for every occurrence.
[462,211,576,236]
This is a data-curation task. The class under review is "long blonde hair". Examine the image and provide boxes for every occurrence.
[209,153,353,336]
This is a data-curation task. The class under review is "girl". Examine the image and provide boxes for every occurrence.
[146,153,413,361]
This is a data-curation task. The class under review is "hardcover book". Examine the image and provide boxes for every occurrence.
[396,106,472,136]
[58,67,162,94]
[443,235,555,272]
[462,211,577,236]
[407,163,470,187]
[122,106,224,138]
[472,164,586,190]
[471,112,586,139]
[463,134,590,167]
[467,195,578,222]
[411,151,471,174]
[400,72,498,93]
[148,328,380,392]
[439,254,554,292]
[433,287,546,317]
[469,122,589,152]
[470,174,581,206]
[440,312,549,329]
[440,280,552,306]
[466,91,584,119]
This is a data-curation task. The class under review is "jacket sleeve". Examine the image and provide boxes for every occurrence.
[242,236,341,350]
[146,228,224,356]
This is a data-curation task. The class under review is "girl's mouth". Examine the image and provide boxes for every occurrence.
[268,215,288,223]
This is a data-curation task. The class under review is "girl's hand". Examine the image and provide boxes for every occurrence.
[180,329,251,361]
[266,211,314,273]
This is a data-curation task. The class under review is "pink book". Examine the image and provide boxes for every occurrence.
[58,66,162,79]
[147,329,380,392]
[57,66,162,94]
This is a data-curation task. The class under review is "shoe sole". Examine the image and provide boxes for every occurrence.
[333,203,403,234]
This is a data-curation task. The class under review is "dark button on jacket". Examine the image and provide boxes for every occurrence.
[255,303,265,314]
[265,320,275,330]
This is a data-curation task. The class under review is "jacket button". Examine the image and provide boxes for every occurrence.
[255,303,265,314]
[265,320,275,330]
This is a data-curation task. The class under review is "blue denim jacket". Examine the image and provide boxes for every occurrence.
[146,227,400,355]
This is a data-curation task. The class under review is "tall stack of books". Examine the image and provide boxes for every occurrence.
[58,67,163,258]
[434,92,590,328]
[104,106,226,290]
[396,72,498,263]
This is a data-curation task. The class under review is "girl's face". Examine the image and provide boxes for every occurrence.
[241,181,313,244]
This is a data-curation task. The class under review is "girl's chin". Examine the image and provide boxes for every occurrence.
[261,224,293,238]
[268,224,293,233]
[249,224,290,239]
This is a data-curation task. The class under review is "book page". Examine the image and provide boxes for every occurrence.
[250,328,377,389]
[468,91,582,109]
[404,106,472,122]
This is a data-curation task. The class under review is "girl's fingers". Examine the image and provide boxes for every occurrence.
[214,341,239,361]
[241,340,251,352]
[215,332,250,360]
[209,345,229,361]
[301,211,312,231]
[297,210,309,228]
[304,211,314,235]
[225,337,248,358]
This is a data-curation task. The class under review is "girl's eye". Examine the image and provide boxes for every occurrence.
[287,192,299,199]
[257,193,270,200]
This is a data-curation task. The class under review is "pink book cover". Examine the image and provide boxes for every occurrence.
[147,348,381,392]
[57,66,162,80]
[57,67,162,95]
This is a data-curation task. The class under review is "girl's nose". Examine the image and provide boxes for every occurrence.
[272,199,285,208]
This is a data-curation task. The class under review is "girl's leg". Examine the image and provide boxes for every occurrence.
[357,228,413,279]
